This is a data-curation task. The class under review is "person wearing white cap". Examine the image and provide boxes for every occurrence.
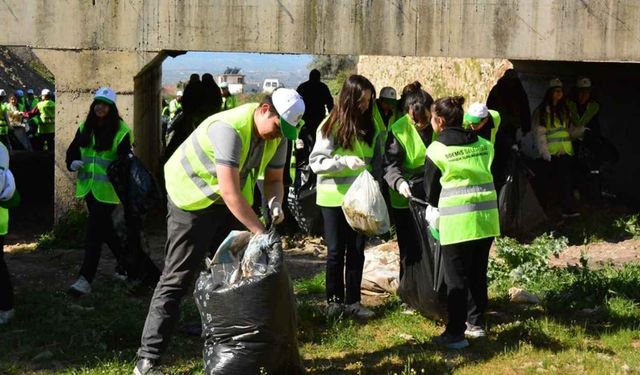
[168,90,182,121]
[65,87,134,297]
[566,77,600,137]
[22,88,55,151]
[219,81,237,110]
[532,78,579,218]
[373,86,400,139]
[0,142,20,325]
[309,74,381,321]
[134,88,305,374]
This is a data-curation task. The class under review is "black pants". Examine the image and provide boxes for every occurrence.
[441,237,493,336]
[78,193,123,283]
[545,155,576,214]
[321,207,366,305]
[138,201,242,360]
[391,207,420,280]
[0,236,13,311]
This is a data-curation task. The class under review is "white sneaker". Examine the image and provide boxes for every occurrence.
[465,322,487,338]
[0,309,15,324]
[68,276,92,296]
[344,302,375,320]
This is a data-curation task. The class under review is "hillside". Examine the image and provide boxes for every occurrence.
[0,46,54,94]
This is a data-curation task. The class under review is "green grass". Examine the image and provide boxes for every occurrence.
[36,210,88,250]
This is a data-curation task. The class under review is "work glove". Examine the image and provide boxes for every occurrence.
[268,196,285,225]
[541,151,552,162]
[0,169,16,201]
[295,139,305,150]
[339,156,366,171]
[70,160,85,172]
[424,204,440,230]
[398,180,412,198]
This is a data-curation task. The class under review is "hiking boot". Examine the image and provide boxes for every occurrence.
[344,302,375,320]
[0,309,15,325]
[432,332,469,349]
[134,358,163,375]
[68,276,91,297]
[326,302,344,319]
[465,323,486,339]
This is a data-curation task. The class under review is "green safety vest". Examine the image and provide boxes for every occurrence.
[566,100,599,128]
[315,119,379,207]
[164,103,280,211]
[29,97,39,111]
[222,95,237,110]
[169,99,182,119]
[16,97,26,112]
[0,206,7,235]
[544,110,573,156]
[463,110,501,145]
[426,138,500,245]
[37,100,55,135]
[76,120,131,204]
[161,106,170,118]
[0,104,8,135]
[372,102,398,148]
[388,114,428,209]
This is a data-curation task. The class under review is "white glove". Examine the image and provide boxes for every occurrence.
[339,156,366,171]
[541,152,552,162]
[295,139,305,150]
[511,143,519,151]
[425,205,440,230]
[398,180,412,198]
[0,169,16,201]
[70,160,85,172]
[268,197,285,225]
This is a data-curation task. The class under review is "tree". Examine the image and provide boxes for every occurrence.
[308,55,357,78]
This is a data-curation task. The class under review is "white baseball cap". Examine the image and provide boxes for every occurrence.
[94,87,116,105]
[380,86,397,100]
[219,82,229,89]
[272,88,305,141]
[464,102,489,123]
[548,78,563,89]
[576,77,592,88]
[41,89,51,96]
[176,90,183,96]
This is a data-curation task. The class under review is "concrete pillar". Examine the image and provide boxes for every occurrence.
[31,49,160,220]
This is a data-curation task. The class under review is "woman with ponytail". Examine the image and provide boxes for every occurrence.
[423,96,500,349]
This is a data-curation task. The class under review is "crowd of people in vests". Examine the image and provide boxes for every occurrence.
[0,87,56,152]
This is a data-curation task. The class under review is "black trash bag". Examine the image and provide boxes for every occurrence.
[287,162,323,235]
[578,131,619,168]
[194,229,303,375]
[397,198,448,321]
[498,150,547,238]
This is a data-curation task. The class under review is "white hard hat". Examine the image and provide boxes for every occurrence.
[576,77,592,88]
[272,88,305,141]
[219,82,229,89]
[379,86,397,100]
[548,78,563,89]
[176,90,183,96]
[464,102,489,123]
[41,88,51,96]
[94,87,116,105]
[0,89,5,97]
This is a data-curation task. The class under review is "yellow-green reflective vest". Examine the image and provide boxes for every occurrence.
[0,206,7,235]
[372,102,398,148]
[76,120,131,204]
[316,120,379,207]
[463,110,501,145]
[37,100,55,135]
[388,114,428,209]
[426,138,500,245]
[0,104,8,135]
[566,100,599,128]
[222,95,237,111]
[169,99,182,120]
[544,110,573,156]
[164,103,280,211]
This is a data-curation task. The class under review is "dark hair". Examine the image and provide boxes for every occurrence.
[321,74,376,149]
[432,96,465,128]
[401,81,434,125]
[78,100,123,151]
[309,69,321,81]
[537,87,568,127]
[259,94,280,117]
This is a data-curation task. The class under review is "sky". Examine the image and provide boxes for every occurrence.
[162,52,313,91]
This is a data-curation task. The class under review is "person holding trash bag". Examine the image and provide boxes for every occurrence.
[310,74,381,320]
[133,89,305,375]
[65,87,133,297]
[383,81,434,280]
[423,96,500,349]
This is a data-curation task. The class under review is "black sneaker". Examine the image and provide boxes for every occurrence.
[432,332,469,349]
[134,358,163,375]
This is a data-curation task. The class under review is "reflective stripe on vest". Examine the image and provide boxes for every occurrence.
[316,119,379,207]
[545,112,573,156]
[37,100,55,134]
[567,100,599,128]
[164,103,280,211]
[75,120,131,204]
[388,114,428,209]
[426,138,500,245]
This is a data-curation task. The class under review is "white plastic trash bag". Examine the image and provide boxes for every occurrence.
[341,170,390,235]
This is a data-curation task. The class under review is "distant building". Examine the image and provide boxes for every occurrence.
[215,73,245,94]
